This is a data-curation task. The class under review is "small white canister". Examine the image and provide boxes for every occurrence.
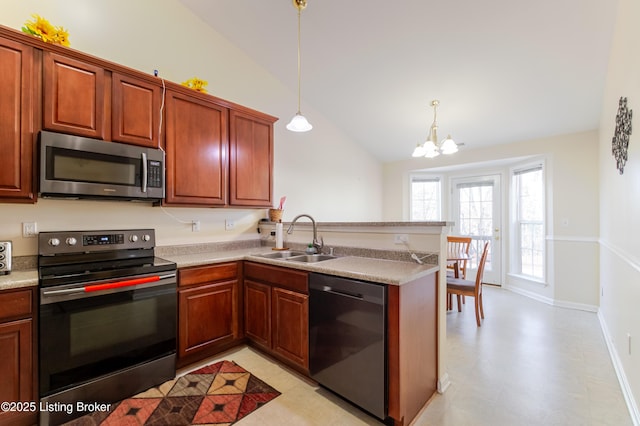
[0,241,12,275]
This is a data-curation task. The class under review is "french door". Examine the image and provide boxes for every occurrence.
[451,174,502,285]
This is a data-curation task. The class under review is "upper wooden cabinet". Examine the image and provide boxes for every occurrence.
[229,110,276,207]
[111,72,162,148]
[43,51,106,139]
[164,90,228,206]
[0,37,35,202]
[0,25,277,206]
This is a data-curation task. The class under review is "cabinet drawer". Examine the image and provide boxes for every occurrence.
[179,262,238,287]
[0,288,33,322]
[244,262,308,294]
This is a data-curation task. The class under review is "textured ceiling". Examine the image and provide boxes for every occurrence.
[178,0,618,163]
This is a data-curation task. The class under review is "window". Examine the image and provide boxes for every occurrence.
[513,165,544,279]
[410,175,441,220]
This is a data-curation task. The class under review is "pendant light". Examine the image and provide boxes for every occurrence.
[412,100,458,157]
[286,0,313,132]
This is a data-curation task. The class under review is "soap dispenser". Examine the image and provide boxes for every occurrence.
[305,244,317,254]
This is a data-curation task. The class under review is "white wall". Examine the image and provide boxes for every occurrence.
[598,0,640,420]
[0,0,383,256]
[383,130,600,309]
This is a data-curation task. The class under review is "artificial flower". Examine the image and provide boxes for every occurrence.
[181,77,208,93]
[22,14,70,46]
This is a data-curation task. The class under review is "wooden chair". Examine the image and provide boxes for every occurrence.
[447,242,490,327]
[446,236,472,279]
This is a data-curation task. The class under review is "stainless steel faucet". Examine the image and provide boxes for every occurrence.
[287,214,324,253]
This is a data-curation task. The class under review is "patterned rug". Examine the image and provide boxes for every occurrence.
[65,360,280,425]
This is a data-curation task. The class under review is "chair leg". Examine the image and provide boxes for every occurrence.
[479,292,485,319]
[462,295,466,304]
[456,295,462,312]
[474,297,481,326]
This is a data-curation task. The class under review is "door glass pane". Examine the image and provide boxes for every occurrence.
[457,182,494,270]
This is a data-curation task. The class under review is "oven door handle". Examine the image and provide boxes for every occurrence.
[42,273,176,297]
[84,273,175,292]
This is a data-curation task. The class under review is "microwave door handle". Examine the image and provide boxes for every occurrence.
[141,152,148,193]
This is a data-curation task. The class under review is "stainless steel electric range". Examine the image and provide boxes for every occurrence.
[38,229,177,426]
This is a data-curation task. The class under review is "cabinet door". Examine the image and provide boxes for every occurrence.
[244,280,271,349]
[111,72,161,148]
[229,110,274,207]
[43,52,106,139]
[0,38,34,202]
[178,280,238,360]
[272,287,308,369]
[165,91,227,205]
[0,319,34,425]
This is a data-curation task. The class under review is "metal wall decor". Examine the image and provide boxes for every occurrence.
[612,96,632,174]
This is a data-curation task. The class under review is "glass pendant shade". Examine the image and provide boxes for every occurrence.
[424,140,440,158]
[286,113,313,132]
[440,134,458,154]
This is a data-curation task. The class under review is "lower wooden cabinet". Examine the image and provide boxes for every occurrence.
[244,262,309,372]
[177,262,241,368]
[271,287,308,368]
[0,287,36,426]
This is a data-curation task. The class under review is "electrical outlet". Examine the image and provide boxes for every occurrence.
[191,220,200,232]
[394,234,408,244]
[22,222,37,238]
[225,219,235,231]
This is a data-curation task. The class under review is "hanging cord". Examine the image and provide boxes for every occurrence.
[398,241,430,264]
[159,205,192,225]
[158,78,166,153]
[295,5,302,114]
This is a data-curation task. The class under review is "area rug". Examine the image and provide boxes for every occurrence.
[64,360,281,425]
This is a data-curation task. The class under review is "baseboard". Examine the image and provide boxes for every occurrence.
[598,310,640,426]
[504,285,598,312]
[437,372,451,394]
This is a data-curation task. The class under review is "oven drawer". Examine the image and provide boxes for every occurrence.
[179,262,238,287]
[0,288,33,322]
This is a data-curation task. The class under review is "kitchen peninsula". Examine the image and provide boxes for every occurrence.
[0,219,444,426]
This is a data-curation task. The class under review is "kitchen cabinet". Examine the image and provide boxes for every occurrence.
[0,287,37,426]
[229,109,275,207]
[0,37,35,202]
[177,262,241,368]
[164,89,228,206]
[111,72,162,148]
[244,262,309,372]
[43,52,163,148]
[43,51,107,139]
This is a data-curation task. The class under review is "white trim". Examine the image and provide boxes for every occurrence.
[546,235,599,243]
[598,311,640,426]
[437,372,451,394]
[600,238,640,274]
[504,284,598,312]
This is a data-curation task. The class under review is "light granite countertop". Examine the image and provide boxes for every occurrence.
[0,247,438,291]
[165,247,438,286]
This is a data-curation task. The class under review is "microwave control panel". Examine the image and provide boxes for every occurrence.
[147,160,163,188]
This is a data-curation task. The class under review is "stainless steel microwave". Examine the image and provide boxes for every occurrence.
[39,131,165,201]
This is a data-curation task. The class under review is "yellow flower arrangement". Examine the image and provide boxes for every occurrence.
[22,14,70,47]
[181,77,208,93]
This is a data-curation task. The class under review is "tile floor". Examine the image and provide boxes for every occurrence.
[180,286,634,426]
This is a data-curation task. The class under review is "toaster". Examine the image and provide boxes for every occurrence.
[0,241,11,275]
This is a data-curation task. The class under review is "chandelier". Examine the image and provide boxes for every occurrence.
[412,100,458,158]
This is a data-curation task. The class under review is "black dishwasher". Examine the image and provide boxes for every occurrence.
[309,272,387,422]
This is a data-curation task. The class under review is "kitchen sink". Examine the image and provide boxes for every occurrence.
[286,254,338,263]
[257,250,306,259]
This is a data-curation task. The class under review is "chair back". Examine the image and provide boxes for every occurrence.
[474,242,490,296]
[447,236,472,278]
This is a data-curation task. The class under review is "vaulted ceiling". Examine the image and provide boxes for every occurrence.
[179,0,618,163]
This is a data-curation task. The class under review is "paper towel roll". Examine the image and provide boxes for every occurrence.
[275,222,284,249]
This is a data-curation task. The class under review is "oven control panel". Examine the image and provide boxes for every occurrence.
[39,229,155,255]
